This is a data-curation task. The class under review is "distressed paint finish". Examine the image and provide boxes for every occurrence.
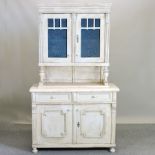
[38,4,112,85]
[30,2,119,153]
[30,84,119,152]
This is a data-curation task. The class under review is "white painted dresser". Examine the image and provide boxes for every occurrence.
[30,2,119,153]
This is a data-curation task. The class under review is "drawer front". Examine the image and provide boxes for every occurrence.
[35,93,71,103]
[74,92,112,103]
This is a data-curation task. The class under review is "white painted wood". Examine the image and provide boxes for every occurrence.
[30,83,119,93]
[32,147,38,153]
[103,66,109,86]
[30,3,120,153]
[32,143,116,148]
[37,3,112,14]
[32,108,38,144]
[45,67,72,83]
[74,67,101,83]
[36,105,72,144]
[110,147,116,153]
[39,66,46,86]
[39,62,109,67]
[35,93,71,103]
[75,14,105,63]
[75,104,111,144]
[103,13,111,85]
[74,92,112,103]
[104,13,110,64]
[41,14,71,63]
[111,103,117,144]
[42,111,66,138]
[30,85,119,146]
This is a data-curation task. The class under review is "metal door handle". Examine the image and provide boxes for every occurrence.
[77,122,80,128]
[76,35,79,43]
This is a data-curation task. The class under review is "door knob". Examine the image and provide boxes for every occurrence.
[77,122,80,128]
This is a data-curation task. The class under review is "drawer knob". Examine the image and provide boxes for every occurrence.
[50,96,54,99]
[91,96,96,99]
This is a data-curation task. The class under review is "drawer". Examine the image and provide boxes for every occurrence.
[74,92,112,103]
[35,93,71,103]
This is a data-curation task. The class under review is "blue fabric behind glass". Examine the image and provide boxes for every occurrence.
[48,19,53,27]
[55,19,60,27]
[81,29,100,57]
[48,29,67,58]
[81,19,87,27]
[62,19,67,27]
[48,18,67,28]
[88,19,93,27]
[95,19,100,27]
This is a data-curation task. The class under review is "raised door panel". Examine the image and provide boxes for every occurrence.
[75,14,105,63]
[41,14,71,63]
[37,105,72,144]
[74,104,111,144]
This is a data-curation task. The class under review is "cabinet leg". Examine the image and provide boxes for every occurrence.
[109,147,116,153]
[32,147,38,153]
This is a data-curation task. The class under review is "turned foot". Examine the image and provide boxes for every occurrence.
[110,147,116,153]
[32,148,38,153]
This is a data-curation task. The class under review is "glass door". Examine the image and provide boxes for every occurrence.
[42,14,71,63]
[75,14,105,62]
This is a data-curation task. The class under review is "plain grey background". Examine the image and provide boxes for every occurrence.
[0,0,155,125]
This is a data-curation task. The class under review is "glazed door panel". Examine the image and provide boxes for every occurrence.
[37,105,72,144]
[75,14,105,62]
[42,14,71,63]
[74,104,111,144]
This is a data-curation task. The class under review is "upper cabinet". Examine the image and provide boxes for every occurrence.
[41,14,71,63]
[75,14,104,63]
[39,12,108,64]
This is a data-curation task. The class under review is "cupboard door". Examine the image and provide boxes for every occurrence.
[37,105,72,144]
[74,104,111,144]
[42,14,71,63]
[75,14,105,62]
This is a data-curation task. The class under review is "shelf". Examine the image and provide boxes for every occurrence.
[39,63,109,67]
[30,82,120,92]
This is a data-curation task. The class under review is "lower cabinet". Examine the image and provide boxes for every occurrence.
[36,105,72,144]
[74,104,111,144]
[33,104,111,145]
